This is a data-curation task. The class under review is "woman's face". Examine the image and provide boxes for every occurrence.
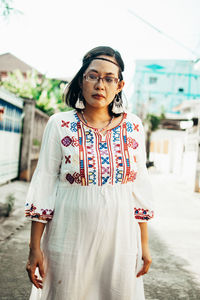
[80,55,125,110]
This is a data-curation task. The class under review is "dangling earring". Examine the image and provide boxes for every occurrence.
[112,94,124,114]
[75,92,85,109]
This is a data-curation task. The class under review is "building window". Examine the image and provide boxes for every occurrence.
[178,88,184,92]
[149,77,157,84]
[149,97,156,102]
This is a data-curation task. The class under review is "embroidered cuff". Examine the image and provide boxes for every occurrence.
[134,207,154,221]
[25,203,54,221]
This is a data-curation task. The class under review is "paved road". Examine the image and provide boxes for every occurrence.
[0,221,200,300]
[144,227,200,300]
[0,221,31,300]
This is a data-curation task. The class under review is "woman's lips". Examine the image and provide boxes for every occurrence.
[92,94,105,99]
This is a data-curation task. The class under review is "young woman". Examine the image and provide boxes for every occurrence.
[25,46,154,300]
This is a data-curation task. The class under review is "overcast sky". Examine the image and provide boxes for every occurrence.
[1,0,200,86]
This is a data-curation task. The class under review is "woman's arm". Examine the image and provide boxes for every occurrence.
[136,222,152,278]
[26,221,46,289]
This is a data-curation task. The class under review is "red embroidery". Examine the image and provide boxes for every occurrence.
[88,156,96,169]
[122,122,130,184]
[127,137,138,149]
[25,204,54,221]
[73,172,82,184]
[77,122,87,186]
[71,136,79,147]
[66,173,74,184]
[102,166,110,174]
[114,143,121,154]
[65,155,71,164]
[61,136,72,147]
[115,156,123,168]
[134,207,154,221]
[127,170,137,182]
[66,172,81,184]
[133,123,139,131]
[61,120,70,128]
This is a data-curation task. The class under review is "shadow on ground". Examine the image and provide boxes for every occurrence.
[144,227,200,300]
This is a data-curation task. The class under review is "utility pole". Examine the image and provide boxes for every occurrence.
[194,117,200,192]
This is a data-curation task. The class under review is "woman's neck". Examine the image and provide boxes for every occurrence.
[82,106,111,124]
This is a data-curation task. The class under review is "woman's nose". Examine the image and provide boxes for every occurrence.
[95,78,105,89]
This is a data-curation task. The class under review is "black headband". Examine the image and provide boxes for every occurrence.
[83,57,121,71]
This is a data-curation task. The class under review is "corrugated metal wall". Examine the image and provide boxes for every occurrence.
[0,88,23,184]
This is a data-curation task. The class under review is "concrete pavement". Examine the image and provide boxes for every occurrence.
[149,171,200,284]
[0,174,200,299]
[0,180,29,241]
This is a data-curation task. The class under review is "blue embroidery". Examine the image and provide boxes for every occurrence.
[88,170,97,184]
[79,136,83,145]
[99,142,107,150]
[112,125,120,142]
[113,131,120,142]
[102,176,110,185]
[115,169,123,183]
[126,121,133,132]
[72,112,138,187]
[85,130,94,143]
[101,157,109,164]
[123,135,127,144]
[112,125,120,133]
[70,122,77,132]
[126,158,130,167]
[74,113,79,121]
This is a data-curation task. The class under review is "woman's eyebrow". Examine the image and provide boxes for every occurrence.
[88,69,115,75]
[105,72,115,75]
[88,69,98,73]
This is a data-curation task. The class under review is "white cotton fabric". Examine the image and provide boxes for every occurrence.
[26,110,154,300]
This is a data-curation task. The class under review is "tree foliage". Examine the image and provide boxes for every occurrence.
[1,69,71,116]
[144,112,165,161]
[145,113,165,132]
[0,0,21,18]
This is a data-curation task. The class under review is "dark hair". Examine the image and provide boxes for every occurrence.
[63,46,125,117]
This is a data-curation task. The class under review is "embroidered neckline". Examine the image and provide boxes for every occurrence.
[75,111,127,134]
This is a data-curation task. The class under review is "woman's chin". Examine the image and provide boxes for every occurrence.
[86,101,108,109]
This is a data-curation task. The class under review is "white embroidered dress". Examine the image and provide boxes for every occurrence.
[25,110,154,300]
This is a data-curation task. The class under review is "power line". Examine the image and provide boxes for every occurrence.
[128,9,200,58]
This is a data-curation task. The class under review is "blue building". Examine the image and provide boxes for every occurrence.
[131,60,200,118]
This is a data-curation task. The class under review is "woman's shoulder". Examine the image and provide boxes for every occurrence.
[49,109,76,123]
[125,111,143,125]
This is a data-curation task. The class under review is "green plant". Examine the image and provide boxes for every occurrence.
[32,138,41,147]
[1,69,71,116]
[144,113,165,161]
[0,0,22,18]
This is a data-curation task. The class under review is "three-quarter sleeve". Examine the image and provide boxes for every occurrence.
[25,115,62,223]
[132,118,154,222]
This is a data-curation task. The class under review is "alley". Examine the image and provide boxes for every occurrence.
[0,173,200,299]
[0,220,200,299]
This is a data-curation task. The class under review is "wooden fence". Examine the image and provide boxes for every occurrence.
[19,98,49,181]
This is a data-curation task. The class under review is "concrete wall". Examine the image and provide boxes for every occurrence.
[149,127,199,191]
[150,129,186,175]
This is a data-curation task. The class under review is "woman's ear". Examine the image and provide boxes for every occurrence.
[117,80,125,93]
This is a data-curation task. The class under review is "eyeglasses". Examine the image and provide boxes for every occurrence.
[83,72,119,86]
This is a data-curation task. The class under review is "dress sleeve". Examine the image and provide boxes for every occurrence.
[25,115,62,223]
[132,118,154,222]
